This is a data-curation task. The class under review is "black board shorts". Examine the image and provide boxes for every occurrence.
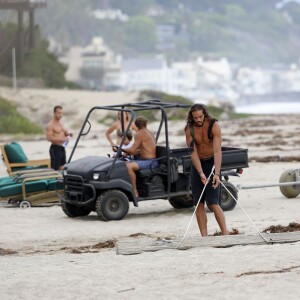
[190,156,221,206]
[50,144,66,170]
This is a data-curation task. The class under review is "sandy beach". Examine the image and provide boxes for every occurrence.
[1,87,300,299]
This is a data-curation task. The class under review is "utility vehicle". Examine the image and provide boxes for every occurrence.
[59,100,248,220]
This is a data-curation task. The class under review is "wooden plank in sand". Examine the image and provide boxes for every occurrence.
[116,232,300,255]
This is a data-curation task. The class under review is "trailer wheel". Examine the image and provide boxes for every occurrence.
[279,169,300,198]
[10,199,20,206]
[19,200,31,208]
[220,181,238,211]
[61,202,92,217]
[169,195,194,209]
[96,190,129,221]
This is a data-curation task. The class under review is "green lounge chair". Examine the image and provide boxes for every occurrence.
[1,142,50,174]
[0,171,63,208]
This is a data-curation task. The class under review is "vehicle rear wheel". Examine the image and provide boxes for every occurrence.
[169,195,194,209]
[279,169,300,198]
[96,190,129,221]
[220,181,238,211]
[61,201,92,217]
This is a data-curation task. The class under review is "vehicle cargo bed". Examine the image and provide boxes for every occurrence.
[170,146,248,174]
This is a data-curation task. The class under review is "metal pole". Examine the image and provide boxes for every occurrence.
[18,10,24,67]
[237,181,300,190]
[12,47,17,91]
[29,8,35,49]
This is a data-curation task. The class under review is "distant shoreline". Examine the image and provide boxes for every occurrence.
[235,101,300,114]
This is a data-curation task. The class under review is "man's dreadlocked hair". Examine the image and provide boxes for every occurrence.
[185,103,213,128]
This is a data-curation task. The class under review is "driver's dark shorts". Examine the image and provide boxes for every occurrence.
[190,156,221,206]
[136,159,159,170]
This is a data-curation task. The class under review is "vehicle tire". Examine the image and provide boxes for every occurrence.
[95,190,129,221]
[279,169,300,198]
[169,195,194,209]
[61,201,92,217]
[220,181,238,211]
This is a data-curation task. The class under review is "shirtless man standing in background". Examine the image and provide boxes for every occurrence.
[46,105,72,170]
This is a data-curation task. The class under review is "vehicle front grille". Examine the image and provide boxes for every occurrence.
[64,174,84,202]
[65,175,84,192]
[63,174,96,203]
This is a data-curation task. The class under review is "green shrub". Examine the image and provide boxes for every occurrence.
[136,90,192,121]
[0,98,42,134]
[96,90,250,125]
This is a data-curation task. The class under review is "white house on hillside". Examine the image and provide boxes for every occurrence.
[60,37,121,90]
[121,57,169,91]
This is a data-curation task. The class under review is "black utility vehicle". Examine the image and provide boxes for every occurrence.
[59,100,248,221]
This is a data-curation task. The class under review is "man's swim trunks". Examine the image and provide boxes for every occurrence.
[190,156,221,206]
[50,144,66,170]
[136,158,159,170]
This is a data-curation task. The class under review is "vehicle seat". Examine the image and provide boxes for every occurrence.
[137,146,179,183]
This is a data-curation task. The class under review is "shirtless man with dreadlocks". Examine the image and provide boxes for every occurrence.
[185,103,229,236]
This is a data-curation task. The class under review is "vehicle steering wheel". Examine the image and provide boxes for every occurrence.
[112,145,131,156]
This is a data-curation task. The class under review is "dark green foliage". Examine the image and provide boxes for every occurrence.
[139,90,193,105]
[97,90,249,125]
[136,90,191,121]
[0,23,19,74]
[137,90,249,121]
[0,22,80,89]
[124,16,156,53]
[21,41,67,88]
[0,98,42,134]
[2,0,298,83]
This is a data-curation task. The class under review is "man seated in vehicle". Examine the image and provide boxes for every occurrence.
[121,116,158,197]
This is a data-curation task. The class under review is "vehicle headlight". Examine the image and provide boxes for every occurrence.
[93,173,100,180]
[63,169,68,176]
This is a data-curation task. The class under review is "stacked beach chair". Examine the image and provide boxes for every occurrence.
[0,142,63,207]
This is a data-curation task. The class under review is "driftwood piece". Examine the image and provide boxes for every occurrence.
[116,232,300,255]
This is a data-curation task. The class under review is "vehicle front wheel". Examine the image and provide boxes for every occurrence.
[61,201,92,217]
[96,190,129,221]
[279,169,300,198]
[220,181,238,211]
[169,195,194,209]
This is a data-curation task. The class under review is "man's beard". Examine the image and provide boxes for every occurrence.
[194,117,205,127]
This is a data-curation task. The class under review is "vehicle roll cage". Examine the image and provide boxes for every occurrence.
[68,99,191,196]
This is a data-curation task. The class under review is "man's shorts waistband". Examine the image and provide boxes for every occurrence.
[200,156,214,162]
[51,144,64,149]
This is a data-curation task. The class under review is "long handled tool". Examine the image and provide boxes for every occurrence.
[175,166,215,249]
[237,181,300,190]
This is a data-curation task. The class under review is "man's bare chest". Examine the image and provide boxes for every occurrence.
[193,127,211,145]
[53,124,64,135]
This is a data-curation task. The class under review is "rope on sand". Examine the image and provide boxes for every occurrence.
[161,165,270,249]
[174,166,215,249]
[219,180,269,243]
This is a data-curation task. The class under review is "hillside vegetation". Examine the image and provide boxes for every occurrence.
[1,0,299,87]
[26,0,300,65]
[0,23,80,88]
[0,98,42,134]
